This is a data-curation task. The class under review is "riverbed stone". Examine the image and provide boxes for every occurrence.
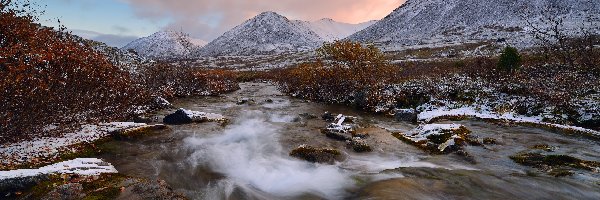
[289,145,342,164]
[163,109,192,125]
[393,108,418,122]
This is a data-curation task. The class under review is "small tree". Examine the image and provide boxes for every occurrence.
[497,46,522,73]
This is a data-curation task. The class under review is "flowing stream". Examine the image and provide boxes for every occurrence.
[98,82,600,200]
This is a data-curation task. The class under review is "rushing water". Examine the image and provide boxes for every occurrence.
[99,82,600,200]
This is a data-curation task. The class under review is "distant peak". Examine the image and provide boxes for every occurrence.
[257,11,282,17]
[319,18,335,22]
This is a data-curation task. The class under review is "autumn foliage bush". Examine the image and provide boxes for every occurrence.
[0,1,152,143]
[139,63,239,98]
[276,41,399,110]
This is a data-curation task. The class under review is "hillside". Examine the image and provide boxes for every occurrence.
[195,12,323,56]
[295,18,376,42]
[122,30,205,59]
[349,0,600,50]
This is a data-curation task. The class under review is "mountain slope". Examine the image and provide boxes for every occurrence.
[349,0,600,50]
[122,31,205,59]
[295,19,377,42]
[196,12,324,56]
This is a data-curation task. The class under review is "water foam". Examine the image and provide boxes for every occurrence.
[185,111,349,199]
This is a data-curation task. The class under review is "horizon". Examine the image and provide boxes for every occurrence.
[32,0,405,47]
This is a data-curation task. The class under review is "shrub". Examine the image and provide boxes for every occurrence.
[139,63,239,98]
[497,46,522,73]
[277,41,398,110]
[0,0,149,143]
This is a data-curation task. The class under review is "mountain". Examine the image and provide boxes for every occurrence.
[195,12,324,56]
[122,30,206,59]
[296,18,377,42]
[349,0,600,50]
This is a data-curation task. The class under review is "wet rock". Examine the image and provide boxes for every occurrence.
[482,137,498,145]
[392,124,472,154]
[289,145,342,164]
[299,113,318,119]
[352,132,369,139]
[133,116,153,123]
[163,108,227,125]
[322,124,354,141]
[111,124,168,140]
[265,98,274,103]
[322,114,361,142]
[236,98,254,105]
[0,175,50,197]
[510,152,600,176]
[163,109,192,125]
[347,138,372,152]
[529,144,556,152]
[393,108,417,122]
[322,112,335,121]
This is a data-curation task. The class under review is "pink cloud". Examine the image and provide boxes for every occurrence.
[120,0,405,40]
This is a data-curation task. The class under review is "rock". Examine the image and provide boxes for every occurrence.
[265,98,274,103]
[510,152,600,176]
[236,98,253,105]
[163,109,192,125]
[393,108,417,122]
[289,145,342,164]
[322,112,335,121]
[347,138,372,152]
[482,137,498,145]
[392,124,472,154]
[299,113,318,119]
[321,124,354,141]
[133,116,152,123]
[154,96,172,108]
[163,108,227,125]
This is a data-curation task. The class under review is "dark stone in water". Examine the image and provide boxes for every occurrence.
[393,109,417,122]
[290,145,342,164]
[348,138,372,152]
[299,113,318,119]
[322,112,335,121]
[163,109,192,125]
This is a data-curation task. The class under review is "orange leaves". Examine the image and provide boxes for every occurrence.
[277,41,399,110]
[1,4,149,144]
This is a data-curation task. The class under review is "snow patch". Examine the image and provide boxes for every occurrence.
[0,158,117,180]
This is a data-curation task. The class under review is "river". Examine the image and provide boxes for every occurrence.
[98,82,600,200]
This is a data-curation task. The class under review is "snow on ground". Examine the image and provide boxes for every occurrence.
[417,101,600,137]
[0,158,117,180]
[180,108,226,122]
[0,122,156,167]
[402,124,463,143]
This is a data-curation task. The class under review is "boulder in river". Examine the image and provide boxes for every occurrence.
[347,138,372,152]
[392,124,472,154]
[392,108,418,122]
[163,108,227,125]
[321,114,357,140]
[289,145,342,164]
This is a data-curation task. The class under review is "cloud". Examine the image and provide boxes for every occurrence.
[71,29,139,48]
[120,0,405,41]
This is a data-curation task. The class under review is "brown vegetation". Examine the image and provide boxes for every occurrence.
[276,41,400,110]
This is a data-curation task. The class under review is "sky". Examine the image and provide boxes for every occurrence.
[31,0,405,48]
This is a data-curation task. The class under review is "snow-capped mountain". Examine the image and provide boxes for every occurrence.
[195,12,324,56]
[122,30,206,59]
[296,18,377,42]
[349,0,600,50]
